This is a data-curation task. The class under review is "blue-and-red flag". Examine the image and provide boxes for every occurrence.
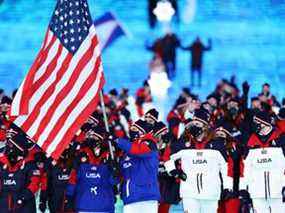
[94,12,127,51]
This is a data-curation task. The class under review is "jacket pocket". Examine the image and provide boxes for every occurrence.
[135,182,157,198]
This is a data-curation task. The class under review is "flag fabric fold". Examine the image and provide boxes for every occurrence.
[10,0,105,159]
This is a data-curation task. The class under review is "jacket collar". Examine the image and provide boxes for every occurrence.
[248,129,280,148]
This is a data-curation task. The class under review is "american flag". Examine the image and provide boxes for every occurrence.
[10,0,105,159]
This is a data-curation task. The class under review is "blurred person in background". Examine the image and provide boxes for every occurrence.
[153,122,180,213]
[182,37,212,87]
[161,33,181,79]
[258,83,277,106]
[167,96,189,141]
[147,33,181,79]
[135,81,152,117]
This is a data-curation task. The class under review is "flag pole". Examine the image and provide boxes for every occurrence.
[99,91,115,160]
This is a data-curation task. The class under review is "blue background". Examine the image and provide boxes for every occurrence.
[0,0,285,212]
[0,0,285,104]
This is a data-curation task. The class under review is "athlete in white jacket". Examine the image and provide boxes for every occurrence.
[240,147,285,212]
[240,111,285,212]
[165,109,233,213]
[165,148,233,213]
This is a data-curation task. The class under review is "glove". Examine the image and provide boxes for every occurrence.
[39,202,46,212]
[158,162,166,174]
[242,81,250,95]
[282,187,285,203]
[64,196,74,211]
[16,189,34,207]
[239,190,253,212]
[161,133,171,145]
[220,189,236,201]
[239,190,252,206]
[106,134,118,151]
[170,169,187,181]
[39,190,47,212]
[78,152,89,163]
[239,190,251,200]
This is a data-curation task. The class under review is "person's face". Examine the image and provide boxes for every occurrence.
[181,92,189,99]
[1,103,10,113]
[145,86,150,93]
[262,85,270,94]
[208,98,217,109]
[6,129,16,140]
[187,120,207,141]
[129,126,142,140]
[227,101,239,110]
[215,129,227,139]
[191,120,204,128]
[6,144,23,165]
[110,94,118,102]
[188,100,200,112]
[202,103,213,113]
[251,100,261,109]
[145,115,156,125]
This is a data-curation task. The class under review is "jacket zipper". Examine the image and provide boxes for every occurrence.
[264,171,267,200]
[196,174,200,194]
[126,179,130,197]
[200,173,203,191]
[267,171,270,198]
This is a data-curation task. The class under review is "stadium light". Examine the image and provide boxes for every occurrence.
[153,0,175,22]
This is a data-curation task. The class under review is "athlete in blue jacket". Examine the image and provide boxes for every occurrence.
[66,126,118,213]
[116,119,160,213]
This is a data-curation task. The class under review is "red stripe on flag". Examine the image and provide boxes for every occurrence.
[32,36,99,142]
[28,45,63,99]
[41,56,102,152]
[21,52,73,132]
[42,29,51,51]
[19,35,57,115]
[51,75,105,159]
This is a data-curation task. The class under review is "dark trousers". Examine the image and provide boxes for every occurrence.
[164,60,176,79]
[191,67,202,87]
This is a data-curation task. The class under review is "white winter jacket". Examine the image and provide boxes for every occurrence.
[165,149,232,200]
[240,147,285,199]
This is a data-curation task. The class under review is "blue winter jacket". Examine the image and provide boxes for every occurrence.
[66,163,117,213]
[117,137,160,205]
[0,159,39,213]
